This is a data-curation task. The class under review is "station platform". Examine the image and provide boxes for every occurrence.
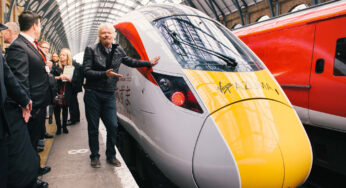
[39,93,138,188]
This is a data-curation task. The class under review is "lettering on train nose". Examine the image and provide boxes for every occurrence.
[217,81,280,95]
[218,82,233,94]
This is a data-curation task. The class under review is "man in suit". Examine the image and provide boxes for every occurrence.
[5,11,51,178]
[0,23,31,188]
[0,22,48,188]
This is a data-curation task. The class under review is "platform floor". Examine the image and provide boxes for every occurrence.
[40,93,138,188]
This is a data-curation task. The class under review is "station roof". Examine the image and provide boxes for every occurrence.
[14,0,260,55]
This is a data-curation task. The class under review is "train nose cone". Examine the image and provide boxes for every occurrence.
[193,99,312,187]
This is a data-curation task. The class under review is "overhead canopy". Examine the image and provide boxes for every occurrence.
[18,0,182,55]
[14,0,263,55]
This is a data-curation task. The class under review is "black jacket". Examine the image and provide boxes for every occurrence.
[71,61,83,93]
[6,34,50,109]
[51,61,83,105]
[83,43,151,92]
[0,52,30,139]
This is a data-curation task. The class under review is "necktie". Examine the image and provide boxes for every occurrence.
[34,40,40,51]
[34,40,46,63]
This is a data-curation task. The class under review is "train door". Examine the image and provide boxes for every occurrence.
[309,15,346,130]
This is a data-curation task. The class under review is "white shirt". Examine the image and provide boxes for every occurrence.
[20,32,38,50]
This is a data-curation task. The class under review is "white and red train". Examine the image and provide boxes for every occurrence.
[113,3,312,187]
[234,0,346,132]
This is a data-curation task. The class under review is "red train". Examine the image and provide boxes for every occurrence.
[234,0,346,132]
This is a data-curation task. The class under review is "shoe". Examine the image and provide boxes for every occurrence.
[56,129,61,135]
[38,139,45,147]
[91,158,101,168]
[37,147,44,152]
[44,133,54,139]
[38,166,51,176]
[106,158,121,167]
[63,127,68,134]
[48,116,53,124]
[66,120,75,126]
[36,179,49,188]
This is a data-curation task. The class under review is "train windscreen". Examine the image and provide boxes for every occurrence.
[153,15,264,72]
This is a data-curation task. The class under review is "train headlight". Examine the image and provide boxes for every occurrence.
[171,91,185,106]
[152,72,203,113]
[159,78,171,91]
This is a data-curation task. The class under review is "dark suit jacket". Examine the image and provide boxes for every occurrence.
[0,51,30,139]
[6,34,50,109]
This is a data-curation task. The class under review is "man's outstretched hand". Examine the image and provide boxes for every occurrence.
[106,69,123,78]
[150,56,160,66]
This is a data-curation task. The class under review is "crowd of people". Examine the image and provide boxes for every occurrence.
[0,10,160,188]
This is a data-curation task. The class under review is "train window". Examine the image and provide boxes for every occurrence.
[290,4,309,12]
[115,30,141,60]
[153,15,264,72]
[257,15,270,22]
[232,24,242,30]
[334,38,346,76]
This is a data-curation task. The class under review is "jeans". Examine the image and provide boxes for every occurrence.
[84,89,118,160]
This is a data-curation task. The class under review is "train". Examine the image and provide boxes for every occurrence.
[113,3,312,187]
[233,0,346,132]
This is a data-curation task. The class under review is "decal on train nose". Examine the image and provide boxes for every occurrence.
[183,69,288,113]
[217,80,280,95]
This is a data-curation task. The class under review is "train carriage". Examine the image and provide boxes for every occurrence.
[114,4,312,187]
[233,0,346,132]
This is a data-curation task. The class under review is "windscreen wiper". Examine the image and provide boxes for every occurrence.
[162,25,237,67]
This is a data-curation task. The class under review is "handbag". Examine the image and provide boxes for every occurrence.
[53,84,66,106]
[53,94,66,106]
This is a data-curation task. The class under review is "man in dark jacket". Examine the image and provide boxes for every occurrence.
[0,25,32,187]
[0,22,47,188]
[83,23,159,168]
[5,11,51,179]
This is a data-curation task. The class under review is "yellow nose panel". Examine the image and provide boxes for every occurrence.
[211,100,312,187]
[183,69,289,113]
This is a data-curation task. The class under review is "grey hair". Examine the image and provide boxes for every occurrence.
[97,23,115,41]
[5,22,20,35]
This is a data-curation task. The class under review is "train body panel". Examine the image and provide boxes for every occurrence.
[234,1,346,131]
[114,3,312,187]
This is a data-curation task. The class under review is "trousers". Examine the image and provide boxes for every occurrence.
[84,89,118,160]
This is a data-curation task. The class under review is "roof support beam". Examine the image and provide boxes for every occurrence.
[240,0,249,24]
[5,0,16,22]
[275,0,279,16]
[220,0,232,14]
[185,0,197,9]
[231,0,244,25]
[312,0,321,5]
[195,0,209,15]
[205,0,219,20]
[266,0,274,17]
[210,0,226,25]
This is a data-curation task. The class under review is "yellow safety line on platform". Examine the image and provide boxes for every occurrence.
[39,118,57,168]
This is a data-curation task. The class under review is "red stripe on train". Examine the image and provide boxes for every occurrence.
[114,22,157,85]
